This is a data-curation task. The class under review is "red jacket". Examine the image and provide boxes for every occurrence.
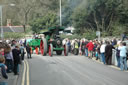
[86,42,94,51]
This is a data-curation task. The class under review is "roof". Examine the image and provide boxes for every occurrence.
[0,26,24,33]
[48,26,65,31]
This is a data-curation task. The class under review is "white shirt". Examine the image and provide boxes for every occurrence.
[100,44,106,53]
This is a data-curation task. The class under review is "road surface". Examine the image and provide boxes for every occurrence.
[21,54,128,85]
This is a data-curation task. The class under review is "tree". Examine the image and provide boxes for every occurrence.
[30,12,58,33]
[71,0,124,36]
[0,0,59,27]
[62,0,83,27]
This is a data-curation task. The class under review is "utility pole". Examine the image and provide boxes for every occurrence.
[0,6,3,40]
[0,4,15,40]
[60,0,62,26]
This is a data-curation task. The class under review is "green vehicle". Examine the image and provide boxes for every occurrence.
[40,26,68,56]
[27,38,42,52]
[27,26,68,56]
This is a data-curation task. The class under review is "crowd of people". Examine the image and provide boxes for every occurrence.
[0,39,32,85]
[64,38,128,71]
[0,37,128,85]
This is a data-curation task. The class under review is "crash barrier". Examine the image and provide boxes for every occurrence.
[112,49,128,67]
[112,49,117,66]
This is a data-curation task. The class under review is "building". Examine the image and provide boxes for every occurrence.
[0,26,24,33]
[64,26,75,35]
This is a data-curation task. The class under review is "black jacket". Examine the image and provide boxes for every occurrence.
[12,48,21,63]
[26,46,31,53]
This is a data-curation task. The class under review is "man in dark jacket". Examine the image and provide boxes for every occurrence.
[26,44,31,59]
[105,41,115,65]
[12,45,21,75]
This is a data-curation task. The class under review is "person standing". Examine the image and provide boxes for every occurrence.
[81,40,85,55]
[105,41,115,65]
[0,54,8,85]
[84,40,89,57]
[96,42,101,60]
[100,41,106,64]
[4,51,13,73]
[116,41,121,67]
[74,39,79,55]
[118,42,128,71]
[20,44,25,60]
[0,48,4,56]
[12,45,21,75]
[67,40,71,52]
[26,44,31,59]
[86,40,94,59]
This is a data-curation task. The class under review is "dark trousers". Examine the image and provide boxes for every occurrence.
[13,61,19,74]
[21,52,25,60]
[6,59,13,72]
[27,53,31,58]
[106,55,112,65]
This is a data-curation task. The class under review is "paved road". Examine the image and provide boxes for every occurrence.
[25,54,128,85]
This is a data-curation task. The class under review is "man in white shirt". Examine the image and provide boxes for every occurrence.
[100,41,106,64]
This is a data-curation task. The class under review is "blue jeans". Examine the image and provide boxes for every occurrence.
[85,48,88,57]
[96,52,99,59]
[101,53,105,64]
[0,82,8,85]
[116,56,120,67]
[120,57,127,71]
[27,53,31,58]
[6,59,13,72]
[17,64,19,73]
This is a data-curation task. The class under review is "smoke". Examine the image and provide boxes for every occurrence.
[62,0,88,26]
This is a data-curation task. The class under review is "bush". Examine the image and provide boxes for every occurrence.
[60,34,83,39]
[3,32,25,39]
[83,31,97,40]
[60,30,97,40]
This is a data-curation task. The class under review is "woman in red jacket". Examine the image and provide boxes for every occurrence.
[86,40,94,59]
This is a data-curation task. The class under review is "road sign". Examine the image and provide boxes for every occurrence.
[96,31,100,36]
[96,31,100,40]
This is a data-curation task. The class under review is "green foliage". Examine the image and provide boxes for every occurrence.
[101,31,110,37]
[60,30,96,40]
[3,32,25,39]
[83,31,97,40]
[29,12,58,33]
[71,0,128,37]
[71,8,88,34]
[60,34,83,40]
[111,23,128,36]
[62,0,83,27]
[1,0,128,37]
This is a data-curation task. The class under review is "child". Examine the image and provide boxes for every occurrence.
[0,54,8,85]
[0,48,4,56]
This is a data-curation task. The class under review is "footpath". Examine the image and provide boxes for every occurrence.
[8,73,18,85]
[7,62,24,85]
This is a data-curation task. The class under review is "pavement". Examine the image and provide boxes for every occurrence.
[7,62,24,85]
[8,72,18,85]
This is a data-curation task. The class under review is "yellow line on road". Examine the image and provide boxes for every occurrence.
[21,61,26,85]
[26,60,30,85]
